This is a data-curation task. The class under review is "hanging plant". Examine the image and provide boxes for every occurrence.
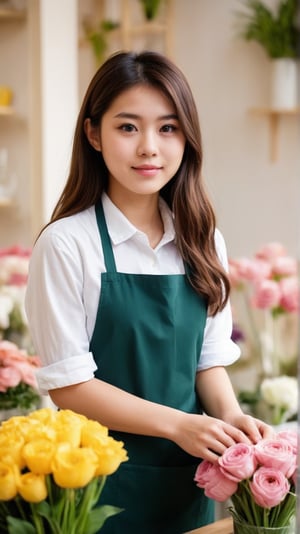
[139,0,162,21]
[84,19,119,66]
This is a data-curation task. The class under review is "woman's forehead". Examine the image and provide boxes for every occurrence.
[105,84,177,118]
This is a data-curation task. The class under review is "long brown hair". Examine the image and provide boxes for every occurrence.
[49,50,230,315]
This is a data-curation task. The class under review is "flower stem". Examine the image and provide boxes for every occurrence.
[74,476,106,533]
[30,503,45,534]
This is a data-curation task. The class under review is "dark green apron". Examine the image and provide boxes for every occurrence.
[90,202,214,533]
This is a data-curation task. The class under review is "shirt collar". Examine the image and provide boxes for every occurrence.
[101,192,176,246]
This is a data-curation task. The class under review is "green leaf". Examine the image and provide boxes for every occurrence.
[238,389,260,404]
[235,0,300,58]
[0,382,40,410]
[7,516,37,534]
[34,501,61,534]
[84,505,123,534]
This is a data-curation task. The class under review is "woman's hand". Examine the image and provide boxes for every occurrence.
[170,412,255,464]
[223,412,275,443]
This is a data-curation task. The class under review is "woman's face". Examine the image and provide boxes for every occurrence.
[87,84,186,205]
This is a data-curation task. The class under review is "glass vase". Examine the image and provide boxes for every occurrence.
[233,517,295,534]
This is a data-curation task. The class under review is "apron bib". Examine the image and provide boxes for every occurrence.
[90,202,214,533]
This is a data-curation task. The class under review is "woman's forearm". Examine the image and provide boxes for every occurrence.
[50,378,184,440]
[196,366,243,421]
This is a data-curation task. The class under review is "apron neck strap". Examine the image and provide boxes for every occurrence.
[95,201,117,273]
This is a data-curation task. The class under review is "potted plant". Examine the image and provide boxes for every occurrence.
[235,0,300,108]
[139,0,162,20]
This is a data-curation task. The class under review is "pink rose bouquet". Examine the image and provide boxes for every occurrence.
[0,340,41,411]
[229,242,298,375]
[228,242,298,425]
[194,432,297,529]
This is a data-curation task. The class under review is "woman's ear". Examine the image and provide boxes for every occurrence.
[84,118,101,151]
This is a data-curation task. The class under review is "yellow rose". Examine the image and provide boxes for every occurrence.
[28,408,57,425]
[0,434,25,469]
[93,437,128,476]
[0,462,18,500]
[17,472,47,503]
[56,409,87,428]
[54,421,82,447]
[81,420,109,448]
[52,447,98,488]
[22,439,57,474]
[2,416,41,443]
[23,423,56,443]
[54,410,87,447]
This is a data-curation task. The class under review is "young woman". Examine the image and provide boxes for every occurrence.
[25,51,272,533]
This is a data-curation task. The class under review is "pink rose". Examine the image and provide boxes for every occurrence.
[218,443,257,482]
[252,279,281,309]
[229,258,271,284]
[194,460,216,487]
[0,341,41,391]
[250,467,290,508]
[279,277,299,313]
[8,272,28,286]
[0,366,22,392]
[18,361,38,388]
[0,245,31,257]
[271,256,297,278]
[194,461,237,501]
[276,430,298,455]
[204,475,238,501]
[256,242,286,261]
[255,438,296,478]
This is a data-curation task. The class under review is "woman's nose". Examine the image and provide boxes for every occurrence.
[136,132,158,157]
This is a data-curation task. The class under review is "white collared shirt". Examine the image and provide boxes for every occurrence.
[25,193,240,394]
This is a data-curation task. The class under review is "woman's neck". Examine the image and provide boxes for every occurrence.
[107,191,164,248]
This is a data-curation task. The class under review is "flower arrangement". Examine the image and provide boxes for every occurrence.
[0,246,31,348]
[0,407,128,533]
[194,431,297,531]
[0,340,41,413]
[228,242,298,424]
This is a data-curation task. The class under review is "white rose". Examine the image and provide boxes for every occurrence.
[260,376,298,417]
[0,292,14,329]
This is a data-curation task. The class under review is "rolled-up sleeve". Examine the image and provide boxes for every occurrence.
[25,225,98,395]
[36,352,97,394]
[197,229,241,371]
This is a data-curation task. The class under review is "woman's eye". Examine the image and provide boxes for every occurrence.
[161,124,177,133]
[119,123,137,132]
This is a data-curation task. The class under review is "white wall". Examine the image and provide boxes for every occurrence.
[173,0,300,258]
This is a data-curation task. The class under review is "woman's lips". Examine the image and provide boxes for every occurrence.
[132,165,162,176]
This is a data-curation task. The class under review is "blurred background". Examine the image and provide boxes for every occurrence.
[0,0,299,432]
[0,0,299,256]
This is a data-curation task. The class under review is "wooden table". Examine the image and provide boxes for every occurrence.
[185,516,233,533]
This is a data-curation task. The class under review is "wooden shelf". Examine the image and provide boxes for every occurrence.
[0,197,14,208]
[128,22,168,35]
[0,8,26,21]
[0,105,15,116]
[120,0,174,56]
[249,107,300,162]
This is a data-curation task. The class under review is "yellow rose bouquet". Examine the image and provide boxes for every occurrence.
[0,408,128,533]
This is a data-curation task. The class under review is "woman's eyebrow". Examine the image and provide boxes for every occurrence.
[113,112,179,120]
